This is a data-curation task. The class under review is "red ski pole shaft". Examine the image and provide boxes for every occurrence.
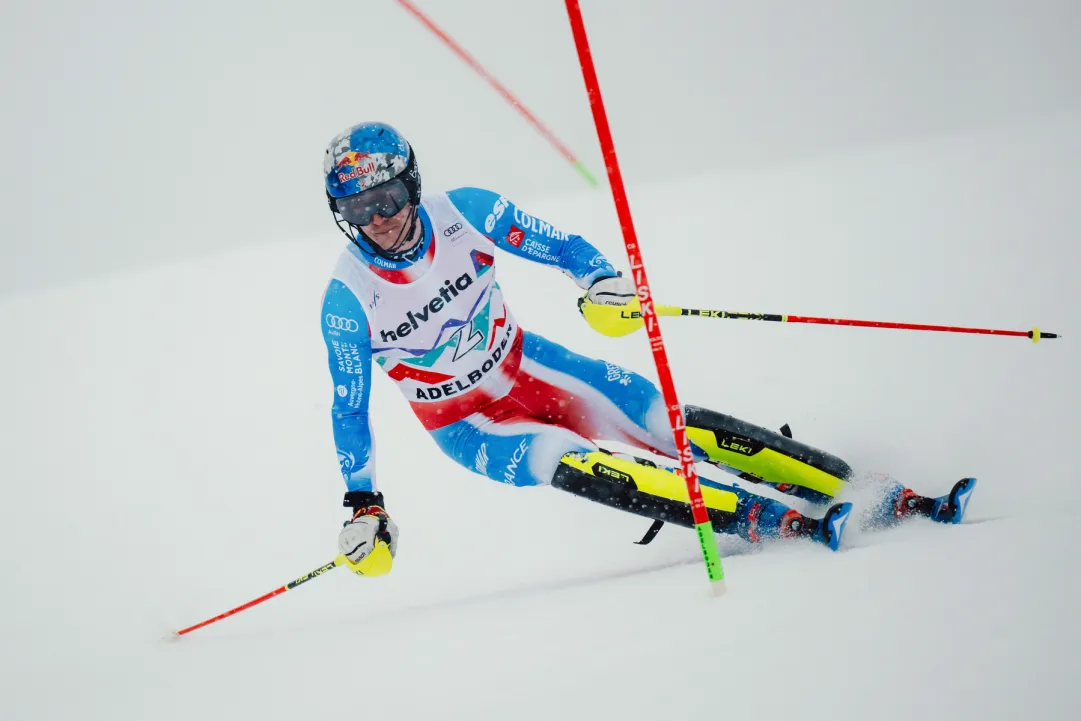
[170,556,346,638]
[664,307,1060,343]
[564,0,725,591]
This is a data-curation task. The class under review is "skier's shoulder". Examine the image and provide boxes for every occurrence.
[443,184,501,209]
[444,187,509,234]
[322,246,373,320]
[322,273,371,346]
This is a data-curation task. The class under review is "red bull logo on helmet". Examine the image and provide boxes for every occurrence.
[336,151,376,184]
[336,151,371,169]
[331,150,408,192]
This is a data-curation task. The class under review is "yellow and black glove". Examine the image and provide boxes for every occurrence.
[579,274,645,337]
[583,274,636,306]
[338,491,398,577]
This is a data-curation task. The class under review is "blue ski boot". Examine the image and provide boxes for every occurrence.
[929,478,977,524]
[815,502,853,551]
[779,502,853,551]
[873,477,978,528]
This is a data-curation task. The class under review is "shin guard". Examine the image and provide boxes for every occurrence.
[552,451,740,534]
[685,405,852,499]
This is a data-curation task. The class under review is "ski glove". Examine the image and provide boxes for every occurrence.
[584,274,636,306]
[338,491,398,577]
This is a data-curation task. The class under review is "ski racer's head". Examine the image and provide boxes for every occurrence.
[324,122,422,261]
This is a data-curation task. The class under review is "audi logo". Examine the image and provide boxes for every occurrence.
[443,222,464,237]
[325,314,360,332]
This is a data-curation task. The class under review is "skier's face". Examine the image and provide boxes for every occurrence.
[365,202,419,252]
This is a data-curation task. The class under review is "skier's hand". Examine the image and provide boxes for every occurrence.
[338,492,398,577]
[579,274,645,337]
[584,274,636,306]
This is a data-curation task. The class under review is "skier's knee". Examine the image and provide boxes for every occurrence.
[496,433,596,488]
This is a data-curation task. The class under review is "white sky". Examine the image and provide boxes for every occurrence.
[2,0,1080,295]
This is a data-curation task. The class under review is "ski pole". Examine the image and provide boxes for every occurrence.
[578,298,1060,342]
[169,555,348,638]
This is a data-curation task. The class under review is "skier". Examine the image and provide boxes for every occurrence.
[321,122,975,576]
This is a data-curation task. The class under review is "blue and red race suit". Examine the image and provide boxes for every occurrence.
[320,187,809,543]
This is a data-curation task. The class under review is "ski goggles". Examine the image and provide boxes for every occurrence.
[335,180,411,226]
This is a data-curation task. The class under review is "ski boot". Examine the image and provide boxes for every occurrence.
[779,502,853,552]
[929,478,977,524]
[890,478,977,525]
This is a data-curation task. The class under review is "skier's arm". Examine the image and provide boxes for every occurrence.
[322,280,402,576]
[321,280,377,493]
[447,186,617,289]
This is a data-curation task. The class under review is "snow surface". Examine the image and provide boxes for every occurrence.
[2,110,1078,719]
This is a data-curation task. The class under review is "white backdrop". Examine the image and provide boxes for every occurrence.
[3,0,1079,295]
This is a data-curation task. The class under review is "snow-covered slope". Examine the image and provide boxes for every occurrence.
[2,115,1078,720]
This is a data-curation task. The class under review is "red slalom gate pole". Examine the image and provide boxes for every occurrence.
[394,0,599,187]
[563,0,725,592]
